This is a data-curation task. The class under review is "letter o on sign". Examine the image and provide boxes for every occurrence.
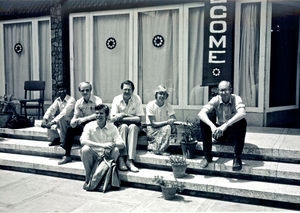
[210,21,227,33]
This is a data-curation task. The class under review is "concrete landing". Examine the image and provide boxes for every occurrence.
[1,152,300,205]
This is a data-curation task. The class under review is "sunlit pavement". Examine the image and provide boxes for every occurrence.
[0,169,293,213]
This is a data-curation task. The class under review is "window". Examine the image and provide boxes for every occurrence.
[137,9,179,105]
[70,3,205,107]
[0,17,51,101]
[269,2,300,108]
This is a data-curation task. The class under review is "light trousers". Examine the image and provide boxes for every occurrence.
[118,124,139,160]
[81,145,120,183]
[47,118,69,143]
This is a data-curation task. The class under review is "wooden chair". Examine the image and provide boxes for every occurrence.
[20,81,45,119]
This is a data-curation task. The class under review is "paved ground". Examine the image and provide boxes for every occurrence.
[0,169,295,212]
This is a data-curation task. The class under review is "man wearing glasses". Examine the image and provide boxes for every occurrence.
[111,80,144,172]
[198,81,247,171]
[58,82,102,165]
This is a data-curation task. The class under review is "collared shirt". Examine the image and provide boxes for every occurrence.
[43,95,75,123]
[202,94,246,125]
[111,94,144,117]
[146,100,175,124]
[80,120,125,155]
[74,94,102,118]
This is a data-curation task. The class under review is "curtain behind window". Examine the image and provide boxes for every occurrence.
[93,14,129,103]
[138,10,179,104]
[38,20,51,101]
[187,7,207,105]
[239,3,260,107]
[72,17,86,99]
[4,22,32,99]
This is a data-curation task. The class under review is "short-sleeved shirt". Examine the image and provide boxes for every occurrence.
[111,94,144,117]
[201,94,246,125]
[80,120,125,155]
[43,95,75,122]
[74,94,102,118]
[146,100,175,124]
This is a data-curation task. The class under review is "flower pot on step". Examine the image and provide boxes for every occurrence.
[180,140,197,159]
[161,186,177,200]
[171,164,187,178]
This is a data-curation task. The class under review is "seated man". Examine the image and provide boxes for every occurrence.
[58,82,102,165]
[146,85,176,155]
[111,80,144,172]
[198,80,247,171]
[41,84,75,146]
[80,104,125,191]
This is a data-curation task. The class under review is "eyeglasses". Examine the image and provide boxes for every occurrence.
[80,89,90,92]
[158,91,167,95]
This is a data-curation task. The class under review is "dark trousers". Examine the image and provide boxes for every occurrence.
[200,118,247,161]
[61,122,89,156]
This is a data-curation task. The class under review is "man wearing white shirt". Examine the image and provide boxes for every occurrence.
[80,104,124,190]
[58,82,102,165]
[41,85,75,146]
[111,80,144,172]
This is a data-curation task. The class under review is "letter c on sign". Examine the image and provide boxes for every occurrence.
[210,6,227,19]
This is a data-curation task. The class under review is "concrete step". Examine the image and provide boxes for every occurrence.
[2,126,300,162]
[0,126,148,145]
[1,138,300,183]
[0,126,48,141]
[196,127,300,162]
[0,152,300,205]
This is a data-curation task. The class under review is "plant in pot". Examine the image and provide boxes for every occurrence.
[167,154,188,178]
[153,175,185,200]
[0,94,17,128]
[180,118,202,159]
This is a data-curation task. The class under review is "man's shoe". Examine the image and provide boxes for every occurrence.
[49,138,61,146]
[199,158,212,169]
[232,157,242,171]
[58,156,72,165]
[118,157,128,171]
[126,160,139,172]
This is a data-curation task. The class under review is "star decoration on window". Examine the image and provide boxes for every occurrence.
[14,43,23,54]
[212,68,221,77]
[152,35,164,48]
[106,37,117,49]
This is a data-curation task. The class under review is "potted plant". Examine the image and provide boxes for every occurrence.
[0,94,17,128]
[180,118,202,159]
[153,175,185,200]
[167,154,188,178]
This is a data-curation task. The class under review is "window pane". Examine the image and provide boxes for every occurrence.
[4,22,32,99]
[238,3,260,108]
[38,20,51,101]
[73,17,86,100]
[269,3,299,107]
[93,14,129,103]
[188,7,208,105]
[138,9,179,105]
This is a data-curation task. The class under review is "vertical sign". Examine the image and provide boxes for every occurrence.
[202,0,235,85]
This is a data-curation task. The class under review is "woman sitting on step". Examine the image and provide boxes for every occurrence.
[146,85,176,155]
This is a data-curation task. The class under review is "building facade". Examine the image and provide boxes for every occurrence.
[0,0,299,127]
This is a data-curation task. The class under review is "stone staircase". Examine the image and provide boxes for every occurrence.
[0,123,300,210]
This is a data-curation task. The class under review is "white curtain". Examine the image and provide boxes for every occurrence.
[138,10,179,104]
[72,17,86,99]
[38,20,51,101]
[239,3,260,107]
[93,14,129,103]
[4,22,32,99]
[187,7,207,105]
